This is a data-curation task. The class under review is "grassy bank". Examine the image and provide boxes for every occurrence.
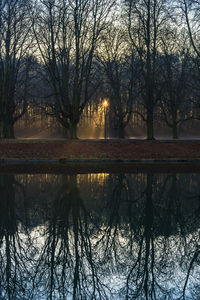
[0,139,199,162]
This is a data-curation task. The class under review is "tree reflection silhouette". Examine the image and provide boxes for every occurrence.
[34,175,107,299]
[0,173,200,299]
[0,174,32,300]
[99,173,200,299]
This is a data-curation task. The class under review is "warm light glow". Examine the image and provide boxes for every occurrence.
[103,99,109,107]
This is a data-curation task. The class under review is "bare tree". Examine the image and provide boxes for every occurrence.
[123,0,172,139]
[32,175,109,299]
[32,0,115,139]
[180,0,200,121]
[98,26,138,138]
[0,0,33,138]
[181,0,200,59]
[0,174,34,299]
[159,29,193,139]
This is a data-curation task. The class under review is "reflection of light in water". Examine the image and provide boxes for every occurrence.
[128,136,145,139]
[77,173,109,185]
[16,174,110,195]
[16,174,60,185]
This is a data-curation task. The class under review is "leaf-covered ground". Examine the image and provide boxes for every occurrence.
[0,139,199,161]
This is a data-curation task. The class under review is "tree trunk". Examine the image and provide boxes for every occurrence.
[144,173,154,297]
[63,126,70,139]
[62,122,78,139]
[117,126,125,139]
[147,110,155,140]
[172,124,178,139]
[0,121,4,138]
[145,0,155,141]
[4,124,15,139]
[0,121,15,139]
[69,122,78,139]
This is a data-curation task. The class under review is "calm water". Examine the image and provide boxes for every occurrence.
[0,172,200,300]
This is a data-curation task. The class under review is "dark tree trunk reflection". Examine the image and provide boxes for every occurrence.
[0,172,200,299]
[34,175,108,299]
[0,174,32,299]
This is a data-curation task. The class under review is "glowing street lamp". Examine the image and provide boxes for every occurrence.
[103,99,109,139]
[103,99,108,108]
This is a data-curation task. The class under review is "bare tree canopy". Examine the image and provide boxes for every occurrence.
[0,0,199,139]
[32,0,116,138]
[0,0,33,138]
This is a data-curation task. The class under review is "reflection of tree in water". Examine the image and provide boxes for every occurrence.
[98,173,200,299]
[0,172,200,299]
[0,174,32,300]
[34,175,107,299]
[99,174,161,299]
[122,174,168,299]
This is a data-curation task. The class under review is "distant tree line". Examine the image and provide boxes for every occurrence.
[0,0,200,139]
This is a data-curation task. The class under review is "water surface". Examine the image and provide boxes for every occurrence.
[0,172,200,299]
